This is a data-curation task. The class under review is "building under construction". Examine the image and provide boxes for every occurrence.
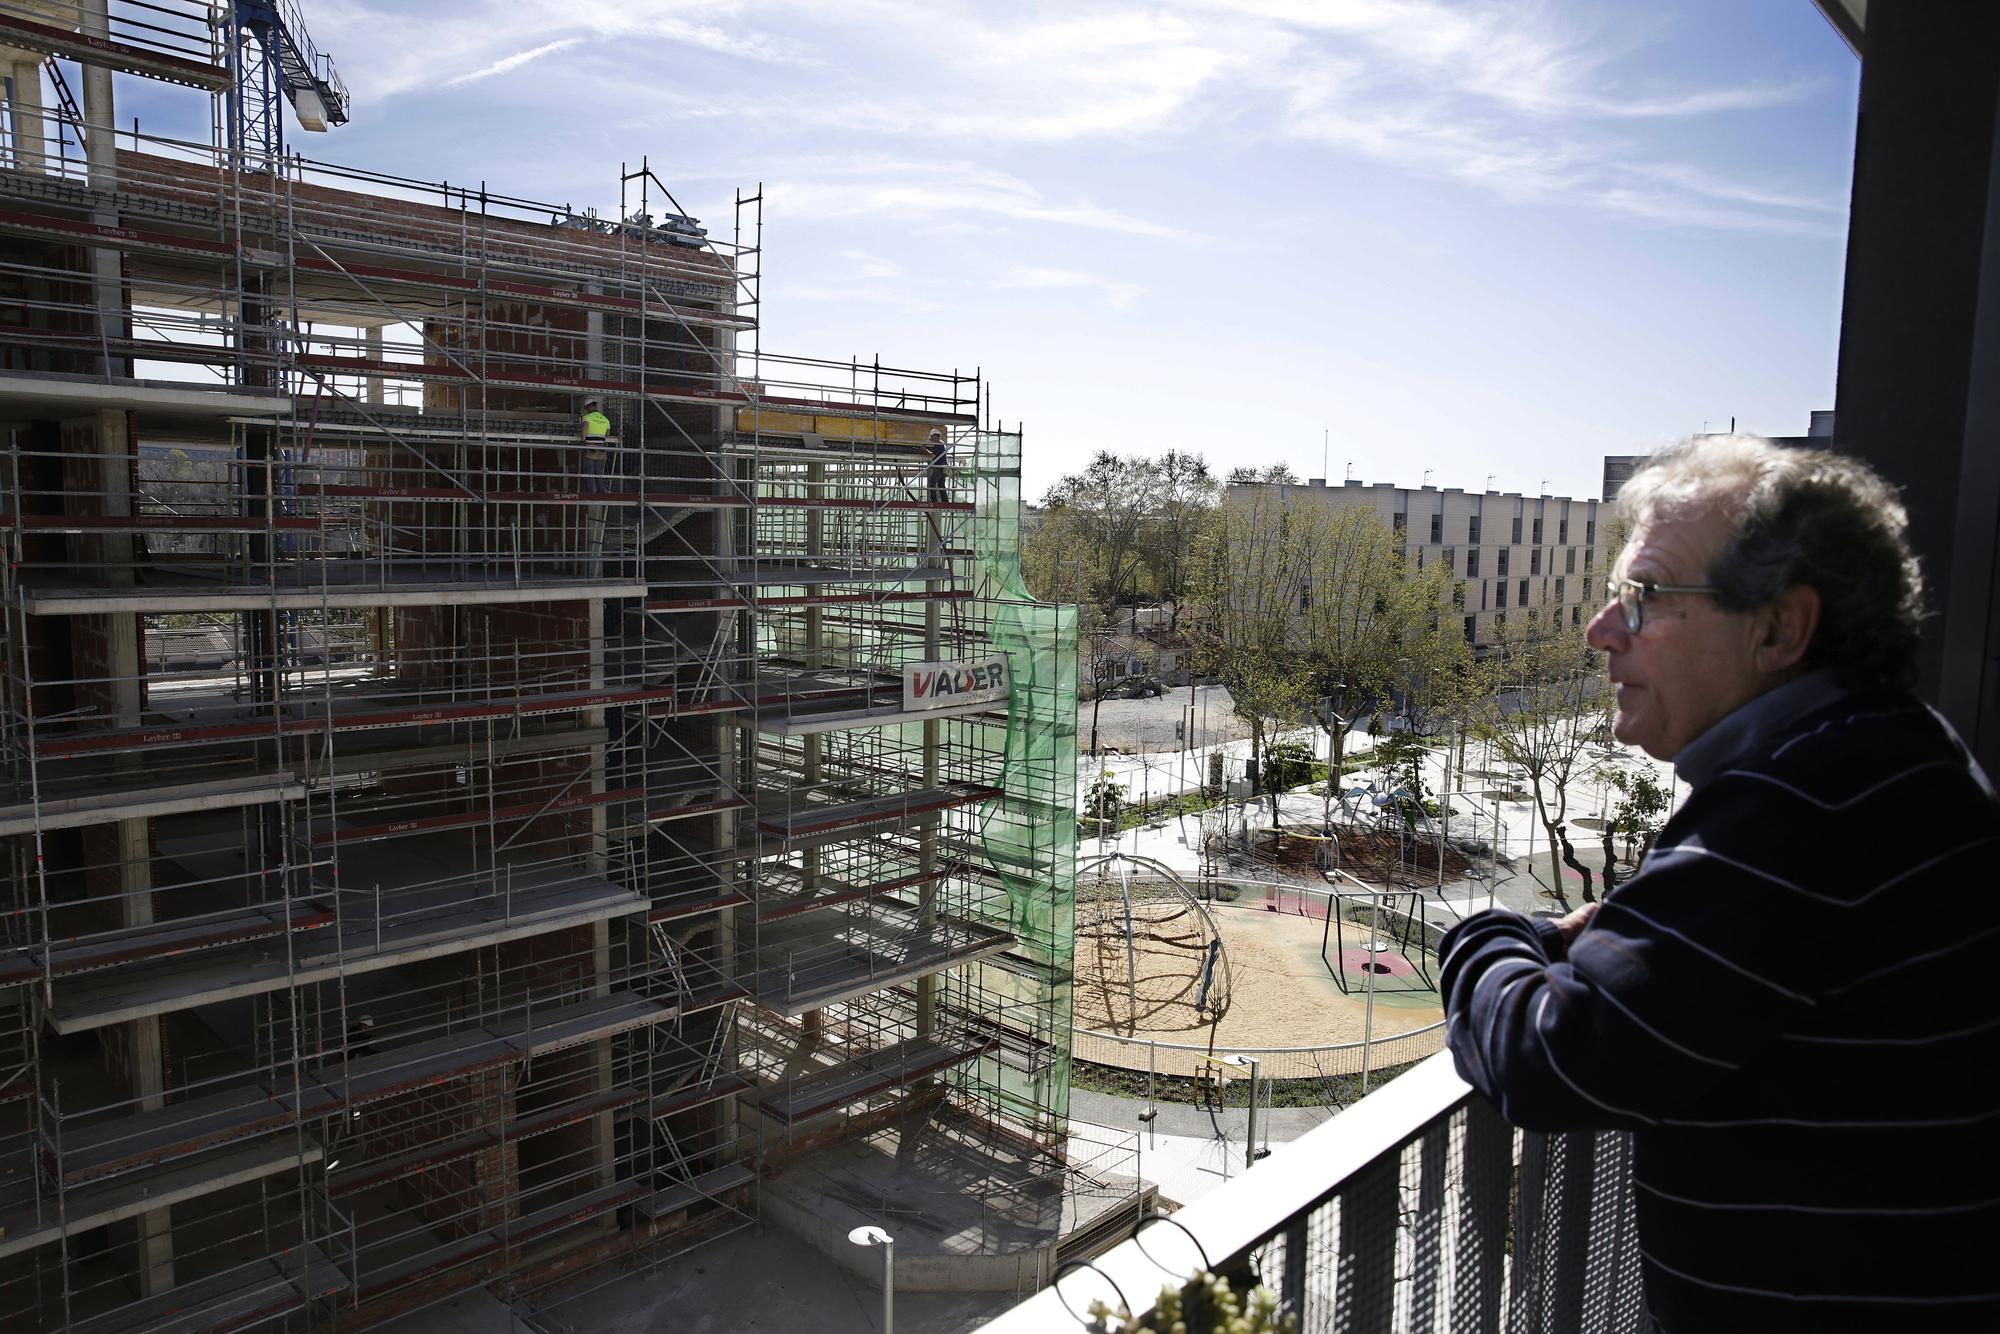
[0,2,1085,1327]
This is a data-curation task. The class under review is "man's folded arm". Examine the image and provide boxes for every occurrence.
[1440,850,1827,1130]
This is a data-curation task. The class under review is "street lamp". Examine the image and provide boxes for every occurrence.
[848,1226,894,1333]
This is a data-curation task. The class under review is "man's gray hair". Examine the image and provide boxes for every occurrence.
[1616,435,1924,689]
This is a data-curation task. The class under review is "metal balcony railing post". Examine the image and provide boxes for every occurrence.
[1332,1152,1397,1333]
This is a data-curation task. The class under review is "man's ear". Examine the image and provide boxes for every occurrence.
[1756,584,1821,675]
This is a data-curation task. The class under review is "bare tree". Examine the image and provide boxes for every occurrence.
[1473,609,1606,910]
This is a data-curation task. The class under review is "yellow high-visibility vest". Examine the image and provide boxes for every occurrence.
[582,410,612,440]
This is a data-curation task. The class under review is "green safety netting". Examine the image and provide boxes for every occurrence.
[969,428,1078,1134]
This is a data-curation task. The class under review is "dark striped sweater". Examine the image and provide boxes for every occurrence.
[1441,689,2000,1332]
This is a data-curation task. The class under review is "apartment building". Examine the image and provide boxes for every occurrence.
[1229,478,1605,654]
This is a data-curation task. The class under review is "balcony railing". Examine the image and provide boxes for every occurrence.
[989,1052,1649,1333]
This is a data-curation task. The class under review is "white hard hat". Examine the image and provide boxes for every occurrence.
[583,397,602,410]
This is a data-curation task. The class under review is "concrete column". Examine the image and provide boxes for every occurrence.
[66,407,174,1295]
[364,327,384,406]
[79,2,122,378]
[4,53,48,174]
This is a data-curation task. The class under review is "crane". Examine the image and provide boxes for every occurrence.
[224,0,349,169]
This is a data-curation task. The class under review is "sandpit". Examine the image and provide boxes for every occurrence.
[1075,891,1442,1078]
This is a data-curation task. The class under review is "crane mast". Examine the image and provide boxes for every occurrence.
[223,0,348,169]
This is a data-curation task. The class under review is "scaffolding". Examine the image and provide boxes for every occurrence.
[0,2,1077,1327]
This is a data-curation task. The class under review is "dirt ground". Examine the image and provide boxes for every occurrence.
[1075,898,1442,1075]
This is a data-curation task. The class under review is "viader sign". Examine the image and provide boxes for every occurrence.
[904,655,1010,711]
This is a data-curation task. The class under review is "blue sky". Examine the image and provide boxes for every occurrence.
[123,1,1861,501]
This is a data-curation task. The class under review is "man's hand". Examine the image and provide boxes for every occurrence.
[1555,901,1601,947]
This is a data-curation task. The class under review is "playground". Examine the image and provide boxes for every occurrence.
[1073,855,1442,1080]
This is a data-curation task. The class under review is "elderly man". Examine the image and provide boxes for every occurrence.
[1440,436,1999,1332]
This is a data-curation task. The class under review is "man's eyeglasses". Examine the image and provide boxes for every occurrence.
[1605,577,1720,634]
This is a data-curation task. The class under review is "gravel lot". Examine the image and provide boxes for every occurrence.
[1082,683,1255,752]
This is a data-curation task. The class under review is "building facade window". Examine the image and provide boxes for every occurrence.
[1566,548,1576,574]
[1519,578,1529,604]
[1532,517,1543,543]
[1464,615,1477,643]
[1393,511,1406,534]
[1556,576,1565,604]
[1530,548,1542,575]
[1559,517,1569,544]
[1572,605,1582,627]
[1467,548,1480,577]
[1586,519,1596,545]
[1495,581,1507,609]
[1468,515,1482,544]
[1431,513,1443,543]
[1497,549,1510,578]
[1511,516,1522,543]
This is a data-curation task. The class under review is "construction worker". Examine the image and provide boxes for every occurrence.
[927,427,950,504]
[580,397,613,492]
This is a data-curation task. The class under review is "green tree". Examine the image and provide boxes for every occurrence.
[1144,449,1219,631]
[1600,761,1671,891]
[1188,485,1317,793]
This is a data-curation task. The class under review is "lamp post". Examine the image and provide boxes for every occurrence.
[848,1226,894,1333]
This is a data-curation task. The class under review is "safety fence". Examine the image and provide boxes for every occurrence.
[1072,1020,1447,1108]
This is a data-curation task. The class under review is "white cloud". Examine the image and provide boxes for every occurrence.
[995,266,1147,310]
[315,0,1837,240]
[444,38,583,87]
[765,160,1203,241]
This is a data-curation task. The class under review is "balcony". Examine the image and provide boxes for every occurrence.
[987,1052,1647,1333]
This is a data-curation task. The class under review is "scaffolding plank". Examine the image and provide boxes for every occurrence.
[633,1161,757,1220]
[10,513,324,534]
[645,588,971,613]
[0,771,307,836]
[756,695,999,736]
[321,785,644,844]
[0,15,230,90]
[41,880,646,1034]
[746,916,1015,1018]
[648,884,751,923]
[755,867,948,923]
[756,784,1002,839]
[0,207,237,261]
[287,253,756,331]
[16,570,645,618]
[0,900,333,986]
[57,1079,337,1186]
[0,1137,323,1260]
[328,1087,644,1199]
[755,1035,996,1126]
[68,1242,350,1334]
[35,682,685,758]
[351,1181,648,1300]
[295,353,976,427]
[644,793,751,826]
[647,1072,757,1120]
[506,991,677,1057]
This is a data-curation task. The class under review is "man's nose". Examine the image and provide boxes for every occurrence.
[1585,598,1627,654]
